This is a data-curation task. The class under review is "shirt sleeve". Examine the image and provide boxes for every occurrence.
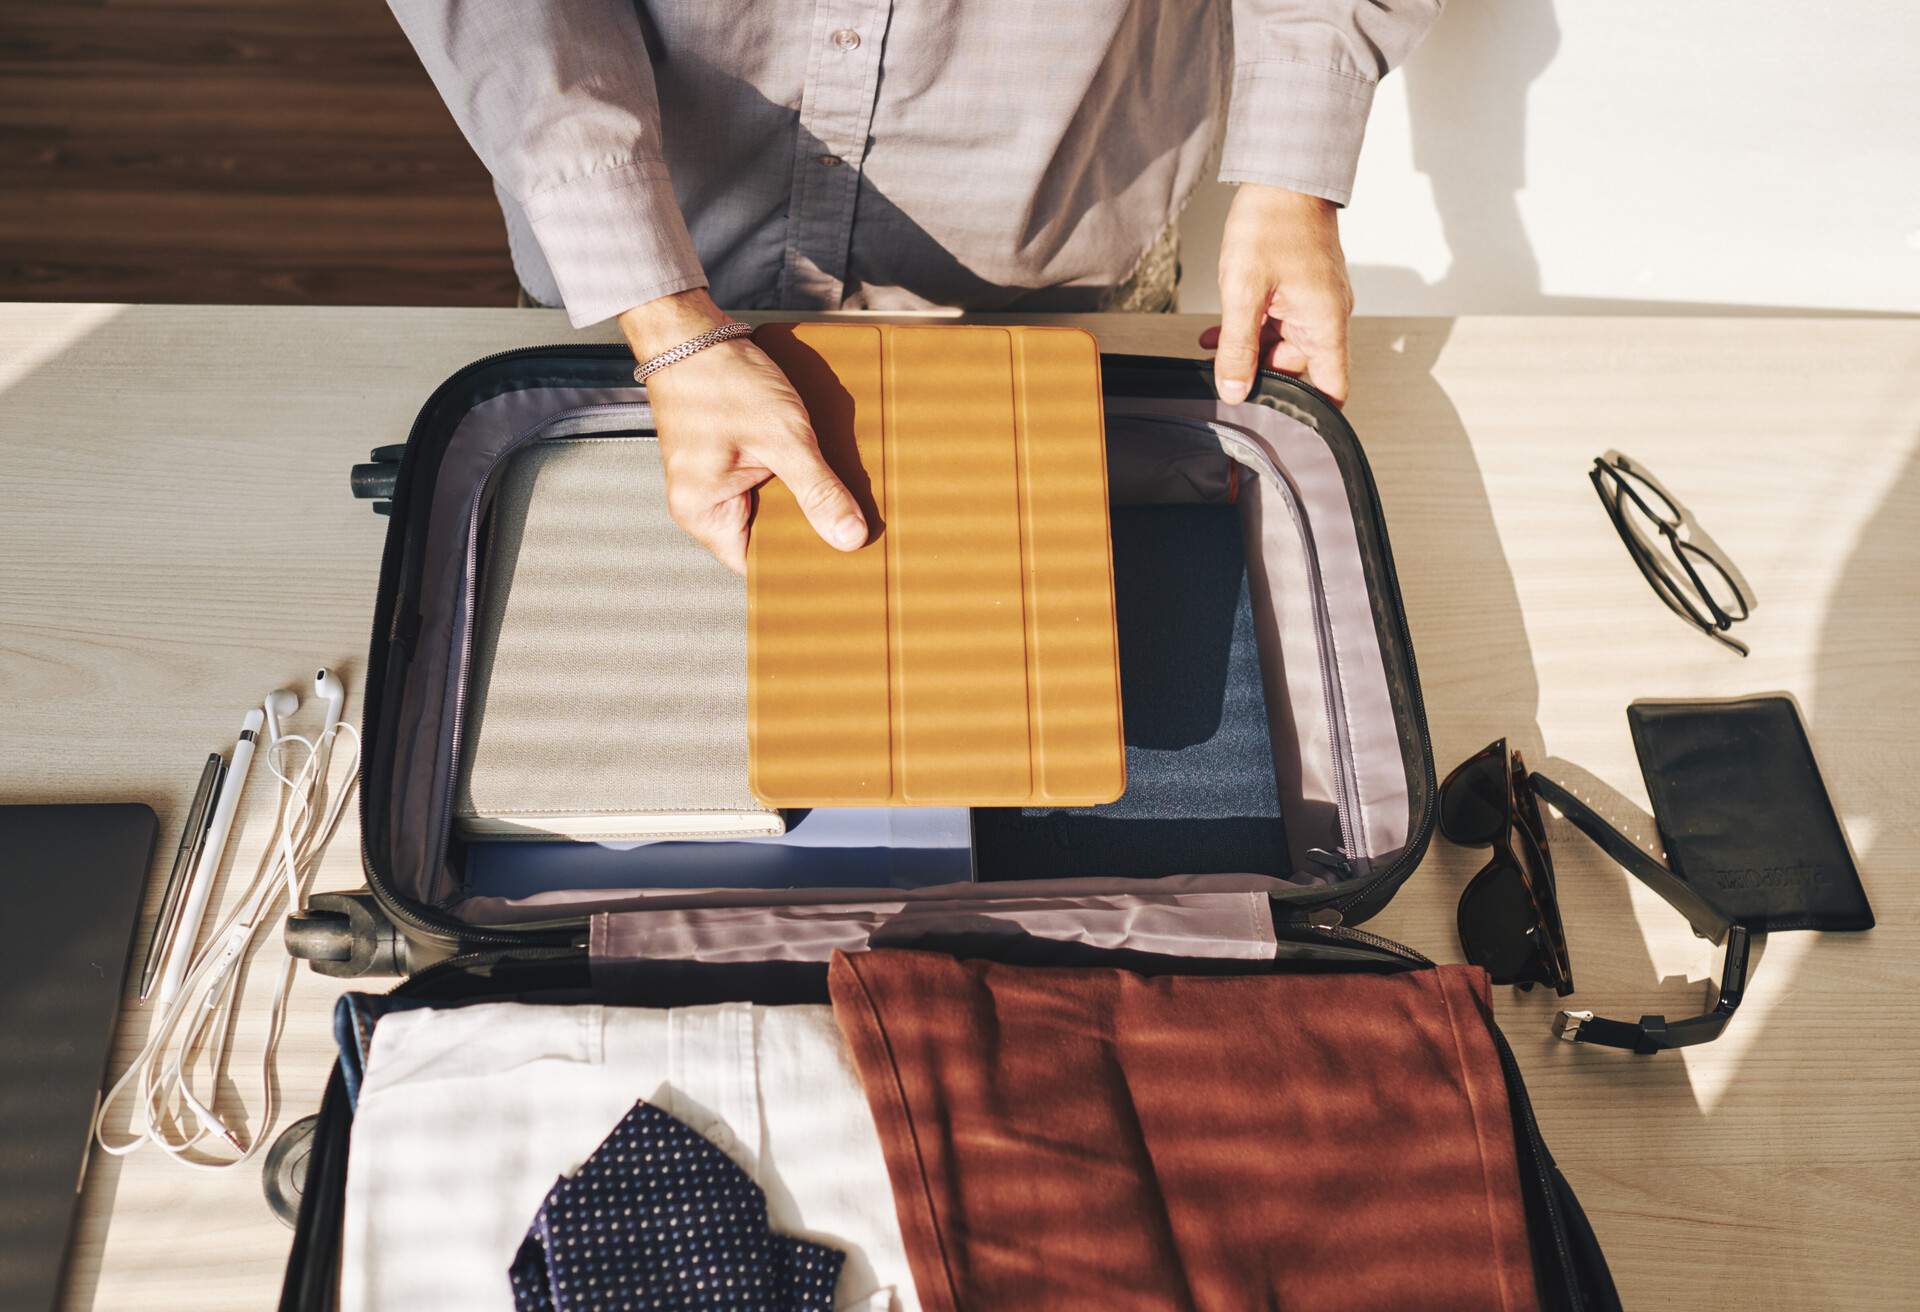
[1220,0,1445,206]
[388,0,707,326]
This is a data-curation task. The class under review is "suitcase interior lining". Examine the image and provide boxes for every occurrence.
[371,385,1414,924]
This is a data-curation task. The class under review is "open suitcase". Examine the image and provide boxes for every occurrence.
[280,343,1621,1310]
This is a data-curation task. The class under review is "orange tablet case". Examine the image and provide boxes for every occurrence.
[747,322,1126,808]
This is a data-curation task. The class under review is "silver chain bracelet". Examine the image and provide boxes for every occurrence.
[630,320,755,384]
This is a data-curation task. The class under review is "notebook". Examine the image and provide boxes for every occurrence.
[747,322,1126,808]
[0,804,156,1312]
[973,504,1290,880]
[455,436,783,842]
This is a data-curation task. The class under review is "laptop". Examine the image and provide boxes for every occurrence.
[0,803,156,1311]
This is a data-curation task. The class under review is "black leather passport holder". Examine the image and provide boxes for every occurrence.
[1628,697,1873,933]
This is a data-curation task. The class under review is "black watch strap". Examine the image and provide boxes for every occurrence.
[1529,771,1731,943]
[1552,1009,1663,1054]
[1551,925,1752,1055]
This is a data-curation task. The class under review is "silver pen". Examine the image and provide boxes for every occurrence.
[138,752,223,1000]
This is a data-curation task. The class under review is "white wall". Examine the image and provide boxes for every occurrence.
[1181,0,1920,315]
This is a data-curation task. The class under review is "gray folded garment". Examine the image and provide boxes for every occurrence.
[455,436,783,842]
[589,891,1281,965]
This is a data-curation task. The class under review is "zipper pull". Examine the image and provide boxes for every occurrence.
[1305,847,1354,878]
[1303,907,1344,929]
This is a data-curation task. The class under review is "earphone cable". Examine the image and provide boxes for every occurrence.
[94,720,360,1170]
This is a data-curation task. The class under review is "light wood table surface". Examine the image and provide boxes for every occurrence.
[2,305,1915,1310]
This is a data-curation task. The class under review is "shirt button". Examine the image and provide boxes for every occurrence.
[816,154,843,168]
[830,27,861,51]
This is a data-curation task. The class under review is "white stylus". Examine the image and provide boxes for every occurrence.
[154,709,263,1008]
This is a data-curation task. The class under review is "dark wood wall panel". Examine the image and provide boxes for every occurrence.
[0,0,516,305]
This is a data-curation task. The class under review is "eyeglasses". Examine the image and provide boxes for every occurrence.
[1590,451,1753,656]
[1439,739,1573,997]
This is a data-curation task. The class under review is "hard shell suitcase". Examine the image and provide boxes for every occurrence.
[280,339,1620,1309]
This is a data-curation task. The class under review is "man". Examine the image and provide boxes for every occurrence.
[393,1,1440,569]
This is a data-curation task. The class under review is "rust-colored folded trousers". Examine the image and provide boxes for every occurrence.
[829,951,1541,1312]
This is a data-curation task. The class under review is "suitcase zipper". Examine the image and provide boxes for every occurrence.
[1492,1025,1584,1310]
[1177,365,1440,922]
[1287,908,1433,965]
[1321,414,1438,922]
[356,354,663,950]
[1111,412,1366,866]
[400,943,585,991]
[435,412,659,882]
[360,345,652,945]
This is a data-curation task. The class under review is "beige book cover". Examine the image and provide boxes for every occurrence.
[455,435,784,842]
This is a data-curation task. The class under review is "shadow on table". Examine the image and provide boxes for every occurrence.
[1555,439,1915,1302]
[1334,0,1913,1294]
[0,306,391,1310]
[1352,315,1729,1302]
[1388,349,1917,1303]
[1353,312,1669,1017]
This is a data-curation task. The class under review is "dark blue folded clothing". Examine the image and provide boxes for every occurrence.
[975,503,1289,880]
[461,807,974,897]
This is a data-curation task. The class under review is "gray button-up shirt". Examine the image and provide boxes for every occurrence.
[392,1,1441,326]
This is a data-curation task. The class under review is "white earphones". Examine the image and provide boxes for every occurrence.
[314,667,345,736]
[262,687,300,745]
[260,673,342,745]
[98,668,362,1172]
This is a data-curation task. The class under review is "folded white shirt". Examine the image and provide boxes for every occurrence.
[340,1001,917,1312]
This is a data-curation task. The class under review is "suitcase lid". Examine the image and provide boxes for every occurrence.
[347,345,1437,955]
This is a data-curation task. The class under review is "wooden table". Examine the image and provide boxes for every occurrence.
[2,305,1915,1310]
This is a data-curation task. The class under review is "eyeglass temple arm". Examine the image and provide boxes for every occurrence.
[1552,926,1752,1054]
[1528,772,1733,943]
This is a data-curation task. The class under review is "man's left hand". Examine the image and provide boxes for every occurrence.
[1203,184,1354,407]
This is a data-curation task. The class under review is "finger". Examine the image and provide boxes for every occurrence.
[1301,321,1350,407]
[1203,321,1285,354]
[1266,338,1310,377]
[761,426,868,552]
[699,497,752,575]
[1212,275,1272,404]
[1287,299,1351,407]
[666,477,752,574]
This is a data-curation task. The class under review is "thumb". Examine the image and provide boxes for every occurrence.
[1212,276,1272,404]
[764,427,868,553]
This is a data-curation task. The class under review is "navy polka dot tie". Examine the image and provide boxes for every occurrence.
[508,1100,844,1311]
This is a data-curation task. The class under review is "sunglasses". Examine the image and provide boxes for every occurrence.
[1590,451,1753,656]
[1439,739,1574,997]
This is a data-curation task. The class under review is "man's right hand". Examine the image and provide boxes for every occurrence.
[618,289,867,574]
